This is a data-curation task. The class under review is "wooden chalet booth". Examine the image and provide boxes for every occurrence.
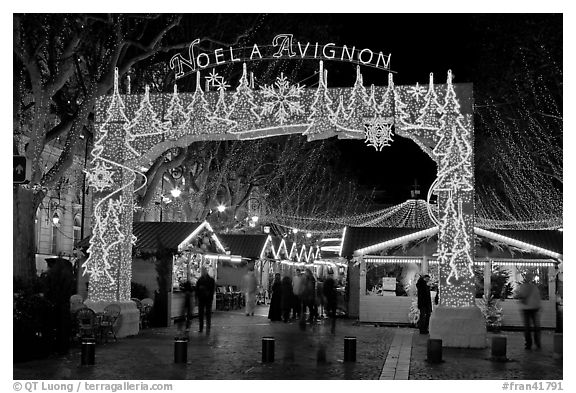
[130,221,233,326]
[217,234,279,303]
[342,226,562,329]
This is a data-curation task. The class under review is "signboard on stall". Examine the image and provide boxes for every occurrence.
[381,277,396,291]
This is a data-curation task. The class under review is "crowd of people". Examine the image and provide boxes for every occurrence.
[246,268,338,333]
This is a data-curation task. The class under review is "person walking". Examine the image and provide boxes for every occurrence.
[518,273,542,349]
[195,267,215,334]
[268,273,283,321]
[292,269,304,319]
[243,267,258,316]
[180,278,194,333]
[416,274,432,334]
[280,274,293,323]
[302,268,318,324]
[323,271,338,334]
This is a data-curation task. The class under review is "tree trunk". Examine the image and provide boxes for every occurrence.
[13,186,39,280]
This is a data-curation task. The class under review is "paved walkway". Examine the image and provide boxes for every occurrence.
[380,329,413,380]
[13,307,563,380]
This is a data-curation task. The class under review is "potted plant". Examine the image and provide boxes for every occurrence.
[478,294,503,332]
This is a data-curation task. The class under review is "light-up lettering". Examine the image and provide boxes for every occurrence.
[250,44,263,60]
[341,45,355,62]
[297,41,310,57]
[169,34,392,79]
[323,43,336,59]
[272,33,296,57]
[214,48,225,65]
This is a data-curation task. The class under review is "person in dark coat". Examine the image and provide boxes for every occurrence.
[44,258,75,354]
[195,267,215,333]
[180,279,194,332]
[416,274,432,334]
[302,269,317,324]
[280,275,293,322]
[323,271,338,333]
[268,273,283,321]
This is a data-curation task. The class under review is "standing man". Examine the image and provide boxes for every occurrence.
[243,266,258,316]
[416,274,432,334]
[196,267,215,334]
[292,269,304,319]
[518,273,542,349]
[323,271,338,334]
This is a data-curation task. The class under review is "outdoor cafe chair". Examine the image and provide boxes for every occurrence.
[99,304,121,342]
[131,298,143,328]
[140,300,153,329]
[75,307,98,340]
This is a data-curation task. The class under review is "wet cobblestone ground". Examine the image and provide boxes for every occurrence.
[13,307,563,380]
[410,330,563,380]
[14,307,394,380]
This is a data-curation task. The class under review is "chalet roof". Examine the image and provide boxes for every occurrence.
[341,226,563,260]
[132,222,204,252]
[218,234,271,260]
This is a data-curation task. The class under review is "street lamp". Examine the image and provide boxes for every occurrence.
[251,215,259,223]
[217,204,226,213]
[52,212,60,226]
[170,188,181,198]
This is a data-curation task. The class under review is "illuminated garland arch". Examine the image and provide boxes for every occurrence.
[86,46,477,342]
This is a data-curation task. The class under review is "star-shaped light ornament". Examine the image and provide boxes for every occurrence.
[408,82,427,102]
[205,70,221,88]
[215,78,231,91]
[86,161,115,192]
[364,117,394,151]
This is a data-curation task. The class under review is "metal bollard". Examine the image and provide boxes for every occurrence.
[344,336,356,362]
[427,339,442,363]
[491,336,507,360]
[174,337,188,364]
[80,337,96,365]
[262,337,275,363]
[553,333,562,359]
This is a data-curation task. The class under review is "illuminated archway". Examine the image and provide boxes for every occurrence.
[85,36,481,346]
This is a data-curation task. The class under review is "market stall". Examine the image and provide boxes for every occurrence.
[342,226,563,328]
[130,221,232,325]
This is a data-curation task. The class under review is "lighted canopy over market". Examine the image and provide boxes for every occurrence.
[84,33,481,346]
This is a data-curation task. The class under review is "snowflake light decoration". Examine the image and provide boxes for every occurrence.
[86,161,115,191]
[260,72,305,124]
[364,117,394,151]
[408,82,427,102]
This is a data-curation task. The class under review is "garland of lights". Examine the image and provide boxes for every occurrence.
[90,63,476,308]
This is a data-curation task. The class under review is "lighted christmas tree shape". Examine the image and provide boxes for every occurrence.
[126,85,165,154]
[304,61,336,140]
[342,66,372,132]
[88,68,137,181]
[186,71,216,135]
[378,73,396,118]
[367,84,380,118]
[434,71,473,191]
[210,84,236,133]
[332,95,348,128]
[228,63,261,133]
[164,84,189,139]
[439,191,459,284]
[416,72,443,130]
[260,72,304,125]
